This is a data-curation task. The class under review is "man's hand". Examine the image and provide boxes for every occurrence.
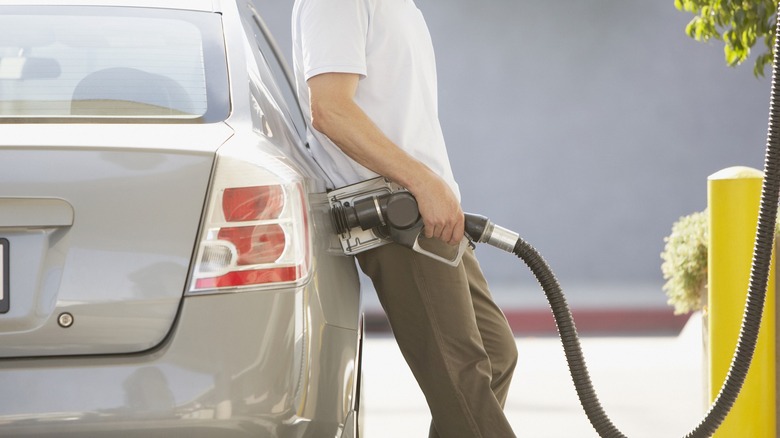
[411,175,464,246]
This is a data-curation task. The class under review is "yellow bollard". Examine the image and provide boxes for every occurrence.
[708,166,776,437]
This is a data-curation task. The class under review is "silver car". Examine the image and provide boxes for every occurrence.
[0,1,363,436]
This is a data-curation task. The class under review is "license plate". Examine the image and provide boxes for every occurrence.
[0,239,8,313]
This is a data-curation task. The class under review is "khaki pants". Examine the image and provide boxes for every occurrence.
[357,243,518,438]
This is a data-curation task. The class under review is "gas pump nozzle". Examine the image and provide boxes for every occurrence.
[329,177,469,266]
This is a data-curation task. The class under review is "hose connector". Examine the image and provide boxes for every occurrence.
[464,213,520,254]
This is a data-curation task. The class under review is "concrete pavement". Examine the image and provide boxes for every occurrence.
[360,314,707,437]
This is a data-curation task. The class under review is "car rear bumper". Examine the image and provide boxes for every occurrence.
[0,285,361,437]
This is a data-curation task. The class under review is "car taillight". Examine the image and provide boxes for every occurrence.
[189,147,311,293]
[222,185,284,221]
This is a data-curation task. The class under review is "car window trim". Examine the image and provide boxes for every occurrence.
[249,8,307,137]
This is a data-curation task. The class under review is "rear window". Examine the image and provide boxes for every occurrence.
[0,6,229,123]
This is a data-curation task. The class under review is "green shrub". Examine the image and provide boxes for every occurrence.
[661,210,709,315]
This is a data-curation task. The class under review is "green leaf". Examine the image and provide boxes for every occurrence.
[725,44,741,65]
[734,9,746,27]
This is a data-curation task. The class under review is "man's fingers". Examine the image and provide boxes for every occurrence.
[446,222,463,245]
[438,224,452,243]
[423,217,464,245]
[423,221,435,239]
[423,219,443,240]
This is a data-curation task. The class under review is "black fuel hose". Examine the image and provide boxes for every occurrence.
[466,214,628,437]
[465,6,780,434]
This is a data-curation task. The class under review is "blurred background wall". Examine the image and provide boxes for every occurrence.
[254,0,770,308]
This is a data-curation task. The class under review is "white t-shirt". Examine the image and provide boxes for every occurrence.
[292,0,460,200]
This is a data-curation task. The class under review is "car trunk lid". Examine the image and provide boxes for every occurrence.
[0,123,232,357]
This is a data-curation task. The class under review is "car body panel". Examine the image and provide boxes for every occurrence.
[0,0,363,435]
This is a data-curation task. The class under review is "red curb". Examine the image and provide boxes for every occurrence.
[365,308,691,336]
[502,308,691,336]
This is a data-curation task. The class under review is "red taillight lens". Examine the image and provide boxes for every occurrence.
[217,224,286,265]
[194,266,300,290]
[222,185,284,222]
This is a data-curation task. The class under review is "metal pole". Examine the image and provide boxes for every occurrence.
[708,166,776,437]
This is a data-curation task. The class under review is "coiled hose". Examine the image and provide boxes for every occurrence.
[467,6,780,436]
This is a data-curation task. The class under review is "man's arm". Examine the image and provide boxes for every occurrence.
[307,72,464,245]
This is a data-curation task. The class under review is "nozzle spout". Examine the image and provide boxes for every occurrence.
[464,213,519,254]
[464,213,489,242]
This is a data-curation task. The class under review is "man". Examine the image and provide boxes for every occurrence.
[292,0,518,436]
